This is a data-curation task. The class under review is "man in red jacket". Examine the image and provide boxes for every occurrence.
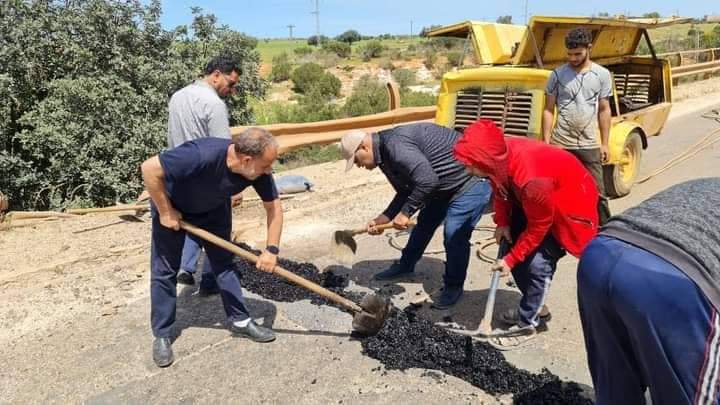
[454,120,599,349]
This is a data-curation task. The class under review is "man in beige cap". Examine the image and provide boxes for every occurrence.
[341,123,492,309]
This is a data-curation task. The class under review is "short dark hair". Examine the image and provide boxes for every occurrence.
[203,56,241,76]
[233,127,278,157]
[565,28,593,49]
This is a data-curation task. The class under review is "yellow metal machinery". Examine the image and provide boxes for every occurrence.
[428,16,691,198]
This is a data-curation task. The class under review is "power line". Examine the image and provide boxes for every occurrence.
[287,24,295,40]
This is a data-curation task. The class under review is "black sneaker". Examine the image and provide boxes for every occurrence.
[177,270,195,285]
[499,307,552,328]
[152,337,174,368]
[373,261,414,281]
[431,286,464,309]
[229,319,276,343]
[197,285,220,297]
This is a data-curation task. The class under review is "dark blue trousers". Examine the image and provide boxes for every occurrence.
[399,180,491,288]
[578,236,719,405]
[179,235,218,290]
[509,209,566,327]
[150,202,250,338]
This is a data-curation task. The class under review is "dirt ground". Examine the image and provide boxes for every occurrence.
[1,83,719,404]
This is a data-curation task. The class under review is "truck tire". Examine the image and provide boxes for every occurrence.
[604,131,642,198]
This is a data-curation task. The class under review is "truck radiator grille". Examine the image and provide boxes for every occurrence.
[454,89,533,136]
[614,73,651,104]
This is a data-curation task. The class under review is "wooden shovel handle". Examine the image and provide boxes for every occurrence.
[66,204,149,215]
[350,220,417,236]
[180,220,363,313]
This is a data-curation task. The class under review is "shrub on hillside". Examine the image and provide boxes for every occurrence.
[358,40,385,61]
[392,69,416,89]
[379,58,395,71]
[342,75,388,117]
[290,63,341,98]
[446,51,464,67]
[400,90,436,107]
[270,52,292,82]
[322,40,351,58]
[423,48,438,68]
[294,46,313,56]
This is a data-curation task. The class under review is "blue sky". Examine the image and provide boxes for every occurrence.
[158,1,718,39]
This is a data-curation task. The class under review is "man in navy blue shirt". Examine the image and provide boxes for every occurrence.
[141,128,284,368]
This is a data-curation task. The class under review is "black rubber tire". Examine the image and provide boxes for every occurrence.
[604,131,643,198]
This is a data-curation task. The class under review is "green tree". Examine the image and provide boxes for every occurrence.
[307,35,328,46]
[336,30,361,44]
[496,15,513,24]
[0,0,264,209]
[642,12,661,19]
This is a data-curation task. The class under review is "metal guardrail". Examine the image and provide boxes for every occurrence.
[657,47,720,67]
[232,82,435,153]
[672,59,720,79]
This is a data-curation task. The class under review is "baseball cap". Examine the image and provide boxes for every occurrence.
[340,130,366,172]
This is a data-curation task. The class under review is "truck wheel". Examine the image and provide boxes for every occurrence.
[604,131,642,198]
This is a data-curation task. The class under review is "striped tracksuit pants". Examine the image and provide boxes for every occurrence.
[578,235,720,405]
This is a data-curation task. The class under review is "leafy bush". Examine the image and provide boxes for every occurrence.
[392,69,416,89]
[317,73,342,98]
[379,58,396,71]
[423,48,438,68]
[318,52,342,68]
[290,63,341,98]
[342,75,388,117]
[335,30,361,44]
[400,90,437,107]
[290,63,324,93]
[358,40,385,61]
[307,35,328,46]
[274,144,343,172]
[434,63,452,80]
[322,40,351,58]
[446,51,464,67]
[0,2,264,209]
[430,37,463,49]
[270,52,292,82]
[294,46,313,56]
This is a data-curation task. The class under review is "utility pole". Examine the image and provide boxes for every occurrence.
[287,24,295,40]
[311,0,320,44]
[410,20,413,39]
[524,0,529,25]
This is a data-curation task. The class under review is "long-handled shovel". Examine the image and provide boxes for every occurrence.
[180,220,390,336]
[331,221,416,263]
[445,240,510,339]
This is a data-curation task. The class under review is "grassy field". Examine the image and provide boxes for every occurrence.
[646,23,719,52]
[256,39,307,62]
[256,37,426,64]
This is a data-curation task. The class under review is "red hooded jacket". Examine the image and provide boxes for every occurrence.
[454,120,599,269]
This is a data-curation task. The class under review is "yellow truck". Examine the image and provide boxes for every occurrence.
[428,16,689,197]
